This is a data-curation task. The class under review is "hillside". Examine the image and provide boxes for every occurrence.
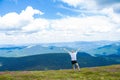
[0,65,120,80]
[0,53,120,71]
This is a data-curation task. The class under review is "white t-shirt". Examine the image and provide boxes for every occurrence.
[68,52,77,61]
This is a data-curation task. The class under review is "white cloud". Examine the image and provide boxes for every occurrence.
[0,6,43,31]
[61,0,84,7]
[0,5,120,45]
[20,6,43,20]
[51,16,114,33]
[0,12,20,30]
[61,0,97,9]
[60,0,120,14]
[22,18,49,33]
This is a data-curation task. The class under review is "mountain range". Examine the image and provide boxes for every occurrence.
[0,40,120,71]
[0,41,120,57]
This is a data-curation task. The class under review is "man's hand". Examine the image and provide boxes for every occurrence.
[63,48,70,53]
[76,48,80,52]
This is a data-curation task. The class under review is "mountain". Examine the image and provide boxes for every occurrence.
[0,41,118,57]
[42,41,115,51]
[89,42,120,56]
[0,53,120,71]
[0,45,66,57]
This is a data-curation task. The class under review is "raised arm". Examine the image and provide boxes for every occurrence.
[75,48,80,53]
[63,48,71,53]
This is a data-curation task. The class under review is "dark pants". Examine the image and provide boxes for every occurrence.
[71,60,77,64]
[71,60,80,70]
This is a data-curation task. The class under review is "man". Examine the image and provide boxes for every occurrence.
[63,48,80,71]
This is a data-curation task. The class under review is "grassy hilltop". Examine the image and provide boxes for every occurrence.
[0,65,120,80]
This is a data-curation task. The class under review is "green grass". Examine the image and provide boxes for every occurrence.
[0,65,120,80]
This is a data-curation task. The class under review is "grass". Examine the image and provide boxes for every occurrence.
[0,65,120,80]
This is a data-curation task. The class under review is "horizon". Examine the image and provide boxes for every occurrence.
[0,40,119,46]
[0,0,120,45]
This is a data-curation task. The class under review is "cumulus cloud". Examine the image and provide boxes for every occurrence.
[0,6,43,32]
[0,12,21,30]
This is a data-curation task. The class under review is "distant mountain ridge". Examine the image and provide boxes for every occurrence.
[90,42,120,56]
[0,41,119,57]
[0,46,26,50]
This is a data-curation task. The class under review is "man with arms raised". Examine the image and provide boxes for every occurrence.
[63,48,80,71]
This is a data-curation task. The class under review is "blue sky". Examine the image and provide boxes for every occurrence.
[0,0,120,45]
[0,0,79,19]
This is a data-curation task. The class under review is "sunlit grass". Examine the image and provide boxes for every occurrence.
[0,65,120,80]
